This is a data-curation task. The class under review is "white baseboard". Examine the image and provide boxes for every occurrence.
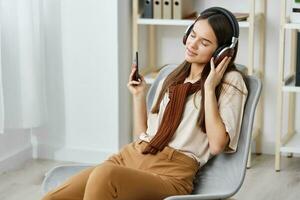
[250,140,300,157]
[250,140,274,155]
[36,144,115,164]
[0,145,33,173]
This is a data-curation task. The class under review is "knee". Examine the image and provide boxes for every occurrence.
[41,183,69,200]
[89,164,118,182]
[84,164,120,198]
[41,193,55,200]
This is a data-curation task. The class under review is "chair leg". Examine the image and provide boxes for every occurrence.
[255,130,262,155]
[247,146,251,169]
[287,153,293,158]
[247,129,262,169]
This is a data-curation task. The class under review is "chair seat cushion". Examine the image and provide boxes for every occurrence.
[42,164,93,193]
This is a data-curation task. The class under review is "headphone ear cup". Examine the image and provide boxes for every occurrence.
[212,45,225,59]
[183,24,193,45]
[213,44,230,66]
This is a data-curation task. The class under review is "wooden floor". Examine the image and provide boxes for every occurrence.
[0,154,299,200]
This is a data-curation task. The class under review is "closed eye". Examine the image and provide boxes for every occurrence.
[201,41,208,47]
[191,29,213,44]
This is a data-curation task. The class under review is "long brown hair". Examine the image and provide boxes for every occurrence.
[151,11,247,133]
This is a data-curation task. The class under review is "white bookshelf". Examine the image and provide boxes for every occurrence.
[275,0,300,171]
[280,133,300,154]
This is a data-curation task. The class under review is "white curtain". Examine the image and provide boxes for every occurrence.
[0,27,3,133]
[0,0,45,133]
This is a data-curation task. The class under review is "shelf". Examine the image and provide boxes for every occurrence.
[280,133,300,154]
[284,23,300,30]
[282,75,300,92]
[137,13,263,28]
[138,18,193,26]
[138,18,251,28]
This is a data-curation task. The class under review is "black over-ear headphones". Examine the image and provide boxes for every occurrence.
[183,7,239,66]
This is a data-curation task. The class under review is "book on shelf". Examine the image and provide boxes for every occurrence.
[141,0,196,20]
[163,0,172,19]
[233,13,249,21]
[178,12,249,21]
[173,0,195,20]
[296,31,300,86]
[140,0,249,22]
[153,0,162,19]
[142,0,153,18]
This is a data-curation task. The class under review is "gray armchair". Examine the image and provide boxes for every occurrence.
[42,64,262,200]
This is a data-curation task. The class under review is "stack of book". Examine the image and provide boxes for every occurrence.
[141,0,249,22]
[141,0,195,19]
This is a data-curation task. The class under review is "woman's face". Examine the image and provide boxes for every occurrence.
[185,19,218,65]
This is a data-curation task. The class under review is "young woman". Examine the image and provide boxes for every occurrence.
[42,7,248,200]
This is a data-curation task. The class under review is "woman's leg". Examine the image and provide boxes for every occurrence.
[83,163,181,200]
[41,166,96,200]
[41,152,124,200]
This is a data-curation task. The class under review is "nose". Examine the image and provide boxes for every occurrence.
[189,38,198,50]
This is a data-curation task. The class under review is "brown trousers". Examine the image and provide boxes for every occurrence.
[41,139,199,200]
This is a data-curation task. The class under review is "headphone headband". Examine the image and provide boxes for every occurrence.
[200,7,239,38]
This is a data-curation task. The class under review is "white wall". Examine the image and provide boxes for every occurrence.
[0,130,32,173]
[117,0,133,147]
[31,0,132,164]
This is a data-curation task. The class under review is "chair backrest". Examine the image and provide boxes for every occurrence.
[146,64,262,198]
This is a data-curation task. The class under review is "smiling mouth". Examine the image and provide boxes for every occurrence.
[187,48,197,56]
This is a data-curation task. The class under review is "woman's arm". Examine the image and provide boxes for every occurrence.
[132,95,148,136]
[127,64,148,136]
[204,57,232,155]
[204,88,229,155]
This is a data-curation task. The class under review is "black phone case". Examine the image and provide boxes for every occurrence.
[133,52,140,81]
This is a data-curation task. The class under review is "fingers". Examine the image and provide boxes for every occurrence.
[139,74,145,82]
[220,56,232,75]
[128,66,137,82]
[217,56,229,71]
[127,80,141,87]
[210,57,215,71]
[216,56,231,73]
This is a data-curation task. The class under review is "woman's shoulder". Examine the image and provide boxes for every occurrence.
[223,70,243,81]
[222,71,248,93]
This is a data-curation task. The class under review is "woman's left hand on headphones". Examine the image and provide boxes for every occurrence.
[204,56,232,91]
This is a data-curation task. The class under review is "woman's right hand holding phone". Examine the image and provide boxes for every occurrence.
[127,64,147,99]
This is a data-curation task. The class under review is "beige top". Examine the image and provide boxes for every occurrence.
[139,71,248,168]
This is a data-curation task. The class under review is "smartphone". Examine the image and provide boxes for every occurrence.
[132,51,141,82]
